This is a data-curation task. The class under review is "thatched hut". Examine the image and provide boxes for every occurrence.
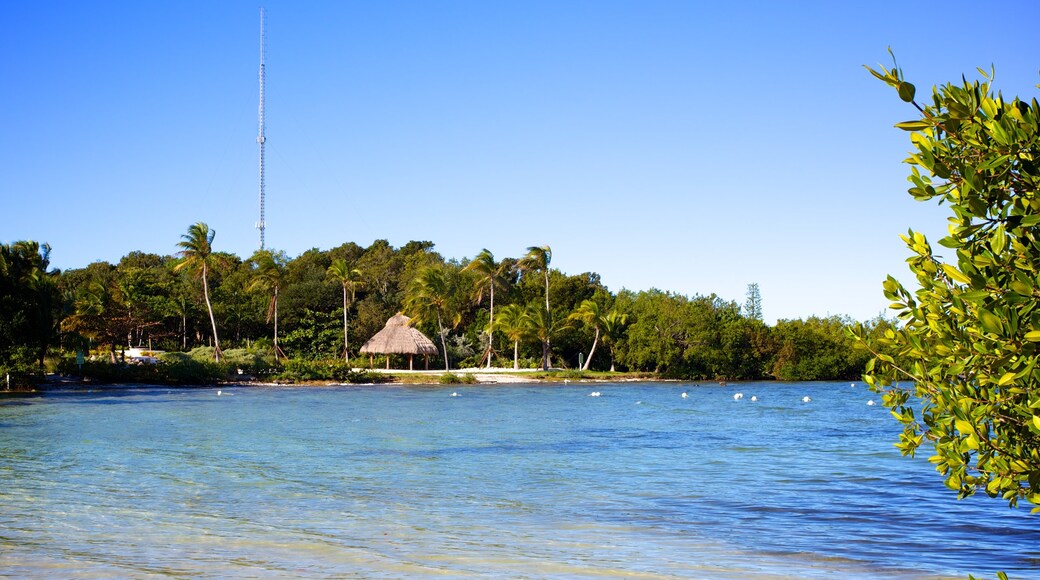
[359,313,438,370]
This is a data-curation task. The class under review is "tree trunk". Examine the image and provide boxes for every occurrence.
[273,288,279,359]
[486,284,494,369]
[437,313,450,371]
[582,327,600,371]
[544,270,551,368]
[513,339,519,370]
[202,264,221,362]
[342,285,349,364]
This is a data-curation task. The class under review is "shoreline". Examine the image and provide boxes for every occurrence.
[22,372,785,391]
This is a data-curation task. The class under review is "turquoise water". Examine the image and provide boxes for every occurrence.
[1,381,1037,578]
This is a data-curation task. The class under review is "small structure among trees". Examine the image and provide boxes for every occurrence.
[359,313,438,370]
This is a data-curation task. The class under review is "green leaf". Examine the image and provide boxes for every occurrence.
[998,372,1016,386]
[1010,280,1032,296]
[897,81,916,103]
[958,289,989,302]
[979,310,1003,335]
[991,224,1007,255]
[1025,330,1040,342]
[1033,415,1040,431]
[955,419,975,434]
[894,120,932,131]
[941,264,971,285]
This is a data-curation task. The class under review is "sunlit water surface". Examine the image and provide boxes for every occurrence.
[1,382,1037,578]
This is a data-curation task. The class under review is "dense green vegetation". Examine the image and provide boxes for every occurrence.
[853,57,1040,511]
[2,229,887,387]
[0,241,56,388]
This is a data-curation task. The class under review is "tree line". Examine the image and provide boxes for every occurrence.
[1,224,890,386]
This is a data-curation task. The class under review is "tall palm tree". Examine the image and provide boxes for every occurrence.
[494,303,531,370]
[174,222,222,362]
[404,266,461,371]
[518,245,552,315]
[569,299,605,371]
[518,245,553,366]
[462,249,508,368]
[248,249,287,360]
[601,309,629,372]
[327,259,364,364]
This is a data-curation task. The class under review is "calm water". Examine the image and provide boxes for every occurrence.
[1,381,1037,578]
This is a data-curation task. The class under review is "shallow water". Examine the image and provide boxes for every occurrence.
[1,381,1037,578]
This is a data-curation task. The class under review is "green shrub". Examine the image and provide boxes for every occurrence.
[0,364,43,390]
[439,372,476,384]
[222,348,279,376]
[273,358,396,383]
[341,370,395,384]
[58,353,229,385]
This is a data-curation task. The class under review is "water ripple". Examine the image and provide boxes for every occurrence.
[1,382,1037,577]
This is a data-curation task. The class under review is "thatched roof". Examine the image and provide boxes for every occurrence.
[359,314,438,355]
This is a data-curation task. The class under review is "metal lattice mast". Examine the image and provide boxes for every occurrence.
[256,6,267,250]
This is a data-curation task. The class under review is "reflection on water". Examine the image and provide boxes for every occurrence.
[1,382,1037,578]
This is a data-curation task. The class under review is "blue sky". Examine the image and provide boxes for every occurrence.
[3,1,1038,323]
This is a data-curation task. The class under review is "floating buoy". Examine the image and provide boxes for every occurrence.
[681,392,688,399]
[733,393,744,400]
[589,391,601,397]
[750,396,758,402]
[802,396,812,403]
[867,400,876,406]
[450,392,459,397]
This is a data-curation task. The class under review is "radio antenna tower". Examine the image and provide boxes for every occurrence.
[256,6,267,250]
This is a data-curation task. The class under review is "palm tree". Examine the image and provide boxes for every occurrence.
[494,303,531,370]
[174,222,222,362]
[67,280,120,363]
[527,301,569,371]
[569,299,605,371]
[404,266,461,371]
[248,249,288,360]
[601,309,629,372]
[327,259,364,364]
[462,249,508,368]
[518,245,552,366]
[518,245,552,314]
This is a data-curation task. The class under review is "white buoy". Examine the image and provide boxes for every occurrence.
[867,400,876,406]
[681,392,688,399]
[450,392,459,397]
[802,396,812,403]
[733,393,744,400]
[589,391,601,397]
[750,396,757,402]
[850,383,856,387]
[217,390,222,396]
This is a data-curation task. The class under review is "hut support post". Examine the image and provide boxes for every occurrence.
[409,354,414,371]
[425,354,429,370]
[386,356,390,370]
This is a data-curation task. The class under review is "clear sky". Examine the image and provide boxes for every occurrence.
[3,1,1038,323]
